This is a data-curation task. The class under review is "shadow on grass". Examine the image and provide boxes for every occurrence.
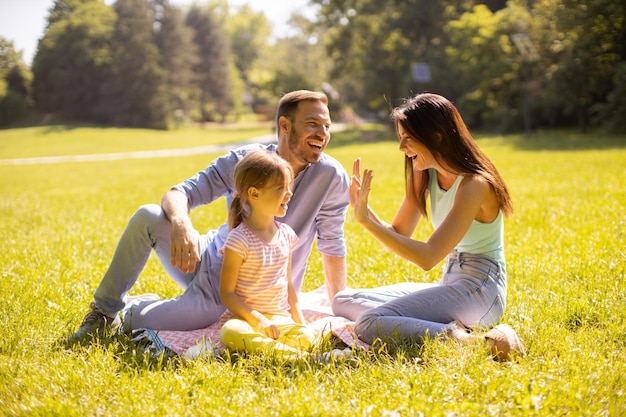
[56,326,430,374]
[58,330,183,372]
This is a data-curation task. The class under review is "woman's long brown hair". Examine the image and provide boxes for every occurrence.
[390,93,513,218]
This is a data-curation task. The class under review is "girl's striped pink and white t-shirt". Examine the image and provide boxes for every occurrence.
[222,222,298,316]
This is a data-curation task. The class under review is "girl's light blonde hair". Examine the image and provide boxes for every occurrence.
[229,150,294,230]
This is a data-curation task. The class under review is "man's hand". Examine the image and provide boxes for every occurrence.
[162,189,200,273]
[170,219,201,273]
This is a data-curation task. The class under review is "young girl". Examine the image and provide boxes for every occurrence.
[219,150,315,356]
[333,93,525,360]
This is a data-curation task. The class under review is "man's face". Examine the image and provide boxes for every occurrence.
[280,100,331,171]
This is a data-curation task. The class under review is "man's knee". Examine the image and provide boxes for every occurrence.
[127,204,172,241]
[132,203,166,225]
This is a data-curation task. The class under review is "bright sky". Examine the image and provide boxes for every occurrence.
[0,0,316,66]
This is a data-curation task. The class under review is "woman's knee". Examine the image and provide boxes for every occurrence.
[331,289,355,316]
[353,309,380,340]
[355,307,377,325]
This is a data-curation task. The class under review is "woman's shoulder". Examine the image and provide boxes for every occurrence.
[459,174,500,221]
[461,174,492,191]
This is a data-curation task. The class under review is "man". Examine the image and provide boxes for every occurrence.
[70,90,349,339]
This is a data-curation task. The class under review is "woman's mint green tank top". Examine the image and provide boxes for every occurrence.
[428,168,506,272]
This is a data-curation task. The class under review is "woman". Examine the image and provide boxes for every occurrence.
[333,93,525,360]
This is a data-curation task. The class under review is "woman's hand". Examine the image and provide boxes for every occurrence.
[349,158,363,207]
[354,165,374,225]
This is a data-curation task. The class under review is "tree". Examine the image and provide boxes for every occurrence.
[593,62,626,134]
[31,0,115,122]
[203,0,266,119]
[99,0,168,128]
[186,5,233,122]
[256,12,333,110]
[224,4,271,90]
[222,3,271,115]
[151,0,198,126]
[313,0,471,117]
[532,0,625,132]
[445,4,530,131]
[0,37,32,126]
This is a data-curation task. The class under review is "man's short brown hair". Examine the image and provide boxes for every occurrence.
[275,90,329,127]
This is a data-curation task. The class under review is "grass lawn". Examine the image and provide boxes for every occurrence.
[0,124,624,416]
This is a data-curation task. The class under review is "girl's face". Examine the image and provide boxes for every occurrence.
[397,124,435,172]
[255,177,293,218]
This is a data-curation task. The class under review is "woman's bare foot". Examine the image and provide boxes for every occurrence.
[446,321,478,343]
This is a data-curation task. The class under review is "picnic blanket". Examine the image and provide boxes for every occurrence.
[134,286,370,358]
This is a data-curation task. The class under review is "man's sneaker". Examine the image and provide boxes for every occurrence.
[68,303,121,343]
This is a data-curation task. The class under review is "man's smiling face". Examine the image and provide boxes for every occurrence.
[281,100,331,172]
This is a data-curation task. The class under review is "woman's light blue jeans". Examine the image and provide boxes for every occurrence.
[332,252,507,345]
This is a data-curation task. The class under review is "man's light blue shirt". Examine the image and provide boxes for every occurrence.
[172,143,350,291]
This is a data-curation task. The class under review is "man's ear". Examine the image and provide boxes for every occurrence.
[278,115,290,134]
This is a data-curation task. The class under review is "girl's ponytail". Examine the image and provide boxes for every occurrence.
[228,193,247,230]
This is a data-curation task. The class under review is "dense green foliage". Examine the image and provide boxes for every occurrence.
[31,0,115,124]
[0,38,32,127]
[1,0,625,132]
[186,4,234,123]
[315,0,626,132]
[0,125,624,415]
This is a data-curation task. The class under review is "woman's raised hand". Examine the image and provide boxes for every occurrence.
[349,158,363,207]
[352,160,373,225]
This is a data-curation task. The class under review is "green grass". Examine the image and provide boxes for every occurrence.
[0,125,624,416]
